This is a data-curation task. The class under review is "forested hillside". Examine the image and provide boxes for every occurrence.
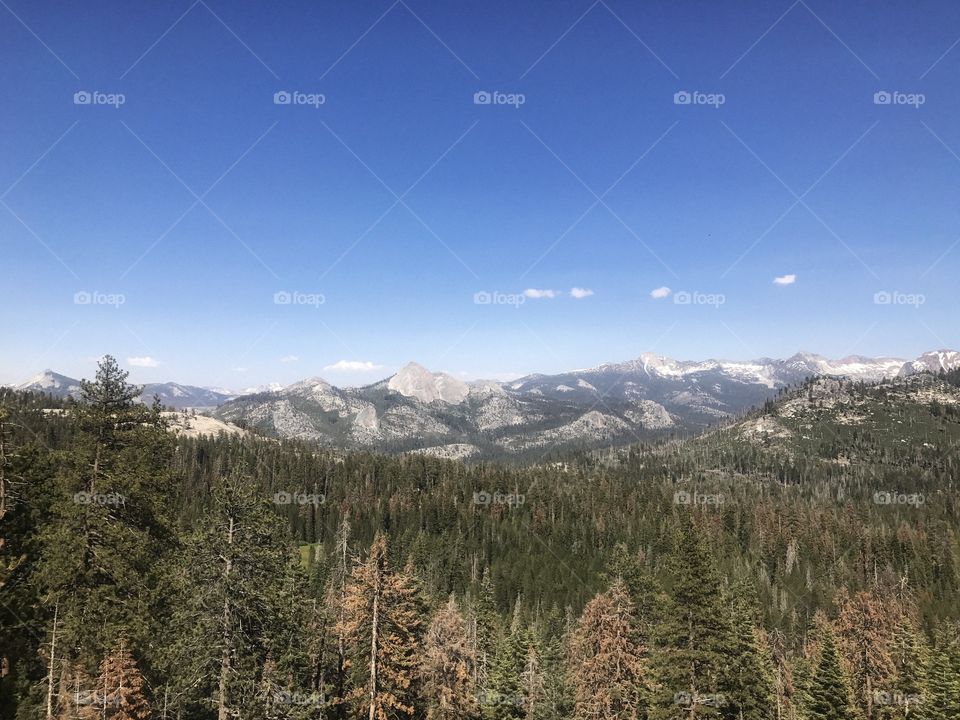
[2,357,959,719]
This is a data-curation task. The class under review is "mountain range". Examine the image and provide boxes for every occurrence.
[10,349,958,458]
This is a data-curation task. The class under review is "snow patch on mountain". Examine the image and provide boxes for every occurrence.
[898,350,960,377]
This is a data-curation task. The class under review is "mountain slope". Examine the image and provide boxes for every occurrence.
[211,349,959,458]
[14,371,235,409]
[15,348,960,456]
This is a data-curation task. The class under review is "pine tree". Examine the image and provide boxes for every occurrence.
[337,532,423,720]
[161,464,303,720]
[834,589,896,720]
[806,625,858,720]
[52,660,96,720]
[604,543,658,640]
[422,595,477,720]
[649,518,734,719]
[882,615,926,720]
[34,356,174,668]
[520,642,547,720]
[527,605,571,720]
[727,577,777,720]
[925,627,959,720]
[91,638,150,719]
[485,599,527,720]
[567,580,647,720]
[323,517,352,720]
[474,567,500,702]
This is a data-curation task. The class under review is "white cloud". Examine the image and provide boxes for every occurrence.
[570,287,594,299]
[323,360,384,372]
[128,356,159,368]
[523,288,557,299]
[650,286,672,299]
[773,274,797,285]
[280,355,299,363]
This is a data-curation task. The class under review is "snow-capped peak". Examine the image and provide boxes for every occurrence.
[898,350,960,377]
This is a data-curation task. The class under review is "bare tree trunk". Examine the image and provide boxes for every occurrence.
[45,603,59,720]
[368,580,379,720]
[217,516,235,720]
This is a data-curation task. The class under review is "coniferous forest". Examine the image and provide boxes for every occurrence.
[2,356,960,719]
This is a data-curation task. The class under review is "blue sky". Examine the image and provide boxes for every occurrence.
[2,0,959,388]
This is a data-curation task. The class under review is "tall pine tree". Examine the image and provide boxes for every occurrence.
[567,579,647,720]
[337,532,423,720]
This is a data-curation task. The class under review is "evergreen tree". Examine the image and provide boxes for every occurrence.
[474,567,500,702]
[649,518,734,719]
[422,595,477,720]
[91,638,150,719]
[887,616,928,720]
[527,606,572,720]
[34,356,174,669]
[484,600,527,720]
[520,642,546,720]
[567,580,647,720]
[806,625,858,720]
[337,532,423,720]
[925,628,959,720]
[834,589,896,720]
[322,517,352,719]
[726,577,777,720]
[161,464,302,720]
